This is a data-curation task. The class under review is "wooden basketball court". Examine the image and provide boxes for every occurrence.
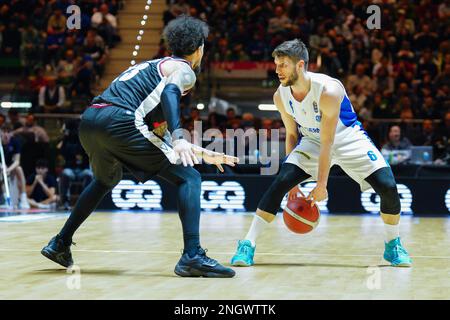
[1,211,449,299]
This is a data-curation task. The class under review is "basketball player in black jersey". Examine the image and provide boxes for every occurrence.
[41,16,238,278]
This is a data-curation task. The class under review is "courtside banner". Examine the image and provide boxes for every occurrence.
[98,175,450,215]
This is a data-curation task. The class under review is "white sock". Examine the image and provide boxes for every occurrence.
[37,203,51,209]
[244,215,269,247]
[384,223,400,243]
[20,192,28,202]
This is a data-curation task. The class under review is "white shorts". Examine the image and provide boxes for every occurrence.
[285,125,389,191]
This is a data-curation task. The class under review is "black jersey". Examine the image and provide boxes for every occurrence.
[93,56,191,113]
[92,56,192,132]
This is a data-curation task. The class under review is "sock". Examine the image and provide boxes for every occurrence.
[184,234,200,258]
[20,192,28,202]
[244,215,269,247]
[384,223,400,243]
[37,203,51,209]
[58,180,111,246]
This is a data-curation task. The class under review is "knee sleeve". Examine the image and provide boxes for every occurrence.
[258,163,311,215]
[366,167,401,214]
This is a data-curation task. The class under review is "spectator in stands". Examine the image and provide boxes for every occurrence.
[45,7,66,64]
[418,96,441,119]
[346,63,375,96]
[13,114,49,144]
[38,77,67,113]
[225,107,237,127]
[434,111,450,164]
[381,125,413,165]
[47,7,66,36]
[83,35,107,77]
[164,0,190,25]
[413,119,439,147]
[1,22,21,56]
[70,56,94,98]
[0,114,5,129]
[268,6,292,36]
[20,22,44,69]
[414,23,438,50]
[382,125,413,152]
[57,49,78,87]
[58,120,93,210]
[399,97,414,120]
[26,158,58,209]
[0,127,29,209]
[30,67,47,95]
[417,49,439,79]
[91,4,118,48]
[7,109,24,130]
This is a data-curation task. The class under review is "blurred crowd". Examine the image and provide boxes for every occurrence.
[1,0,123,113]
[163,0,449,164]
[0,1,449,207]
[0,112,91,209]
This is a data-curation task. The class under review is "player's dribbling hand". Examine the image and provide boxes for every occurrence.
[288,185,303,200]
[173,139,200,167]
[306,184,328,207]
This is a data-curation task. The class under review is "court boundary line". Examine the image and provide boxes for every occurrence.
[0,248,449,259]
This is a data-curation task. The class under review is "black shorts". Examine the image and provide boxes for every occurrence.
[79,104,172,187]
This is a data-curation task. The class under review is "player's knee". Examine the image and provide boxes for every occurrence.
[378,180,401,214]
[184,168,201,188]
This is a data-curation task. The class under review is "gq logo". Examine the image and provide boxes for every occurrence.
[111,180,246,211]
[111,180,162,210]
[361,184,412,214]
[201,181,245,211]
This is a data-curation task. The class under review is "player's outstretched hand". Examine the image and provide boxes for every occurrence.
[173,139,200,167]
[192,146,239,173]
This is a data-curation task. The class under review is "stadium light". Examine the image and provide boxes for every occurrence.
[1,102,32,108]
[197,103,205,110]
[258,104,277,111]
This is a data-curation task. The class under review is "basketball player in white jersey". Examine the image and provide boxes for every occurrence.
[231,39,412,267]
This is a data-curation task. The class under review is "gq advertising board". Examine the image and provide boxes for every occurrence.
[98,174,450,215]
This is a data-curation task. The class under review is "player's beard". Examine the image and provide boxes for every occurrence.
[283,70,299,87]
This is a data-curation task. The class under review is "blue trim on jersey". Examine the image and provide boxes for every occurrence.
[339,95,358,127]
[352,120,377,147]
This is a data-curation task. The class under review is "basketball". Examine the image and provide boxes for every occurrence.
[283,197,321,234]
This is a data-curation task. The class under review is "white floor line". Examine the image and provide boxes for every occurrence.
[0,248,449,259]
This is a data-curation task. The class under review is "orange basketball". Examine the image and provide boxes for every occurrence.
[283,197,321,234]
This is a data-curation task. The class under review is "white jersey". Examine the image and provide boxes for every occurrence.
[278,72,358,142]
[279,72,389,191]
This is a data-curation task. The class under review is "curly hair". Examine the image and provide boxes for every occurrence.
[163,15,209,57]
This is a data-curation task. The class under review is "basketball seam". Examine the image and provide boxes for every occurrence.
[284,207,318,228]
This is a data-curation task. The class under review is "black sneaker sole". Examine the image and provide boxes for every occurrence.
[174,265,235,278]
[41,247,73,268]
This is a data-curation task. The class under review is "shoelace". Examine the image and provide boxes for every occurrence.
[393,245,407,255]
[237,243,251,256]
[198,248,217,265]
